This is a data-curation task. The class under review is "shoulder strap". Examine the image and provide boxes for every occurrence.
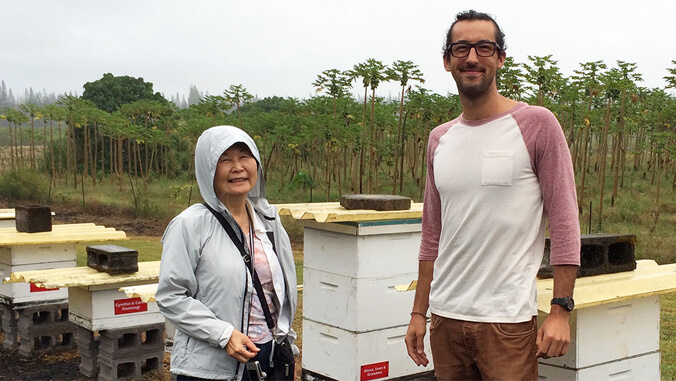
[203,203,275,330]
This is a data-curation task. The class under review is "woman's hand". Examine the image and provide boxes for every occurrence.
[226,329,259,363]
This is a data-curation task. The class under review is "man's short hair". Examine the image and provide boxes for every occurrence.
[442,10,506,60]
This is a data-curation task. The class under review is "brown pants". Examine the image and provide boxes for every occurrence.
[429,314,538,381]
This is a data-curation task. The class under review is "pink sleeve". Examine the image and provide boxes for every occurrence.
[418,123,453,261]
[515,106,581,266]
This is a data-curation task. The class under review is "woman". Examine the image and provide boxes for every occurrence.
[156,125,298,380]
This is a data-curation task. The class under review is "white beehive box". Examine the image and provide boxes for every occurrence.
[68,286,164,331]
[0,260,74,303]
[303,268,417,332]
[538,351,660,380]
[0,243,76,266]
[302,319,433,381]
[538,295,660,369]
[302,220,421,278]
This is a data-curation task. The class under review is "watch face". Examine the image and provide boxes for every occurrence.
[565,298,574,311]
[552,297,574,311]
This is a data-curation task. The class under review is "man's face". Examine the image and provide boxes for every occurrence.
[444,20,505,99]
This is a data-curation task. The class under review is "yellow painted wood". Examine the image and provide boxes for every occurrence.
[119,284,158,303]
[0,223,127,245]
[395,280,418,292]
[120,282,305,302]
[536,259,676,312]
[273,202,423,223]
[4,261,160,289]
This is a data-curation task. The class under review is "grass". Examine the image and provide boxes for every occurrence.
[662,294,676,379]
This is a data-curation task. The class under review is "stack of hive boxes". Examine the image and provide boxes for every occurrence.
[72,245,164,380]
[301,219,433,380]
[0,206,77,355]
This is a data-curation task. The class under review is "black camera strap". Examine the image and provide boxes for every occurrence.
[203,203,275,330]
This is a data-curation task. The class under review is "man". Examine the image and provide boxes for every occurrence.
[404,10,581,380]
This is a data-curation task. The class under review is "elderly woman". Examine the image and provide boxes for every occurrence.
[156,125,298,380]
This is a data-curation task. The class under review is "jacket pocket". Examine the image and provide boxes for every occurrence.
[481,151,513,186]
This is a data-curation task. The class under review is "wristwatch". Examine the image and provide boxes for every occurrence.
[551,297,575,312]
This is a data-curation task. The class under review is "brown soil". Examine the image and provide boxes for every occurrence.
[0,334,170,380]
[50,207,170,237]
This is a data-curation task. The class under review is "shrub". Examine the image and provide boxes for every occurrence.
[0,168,49,202]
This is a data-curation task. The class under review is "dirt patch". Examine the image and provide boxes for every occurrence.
[0,343,170,381]
[0,347,85,381]
[51,208,169,238]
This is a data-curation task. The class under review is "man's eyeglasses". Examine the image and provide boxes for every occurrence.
[447,41,501,58]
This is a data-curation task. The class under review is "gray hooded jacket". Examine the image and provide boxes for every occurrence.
[156,125,298,380]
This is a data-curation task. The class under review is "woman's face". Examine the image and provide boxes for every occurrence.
[213,143,258,203]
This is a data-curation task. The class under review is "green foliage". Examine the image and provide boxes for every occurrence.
[82,73,168,113]
[0,167,49,202]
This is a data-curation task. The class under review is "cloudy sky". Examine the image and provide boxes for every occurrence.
[2,0,675,102]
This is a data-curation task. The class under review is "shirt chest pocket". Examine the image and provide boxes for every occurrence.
[482,151,513,186]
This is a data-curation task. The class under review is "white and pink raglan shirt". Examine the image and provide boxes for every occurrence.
[420,102,580,323]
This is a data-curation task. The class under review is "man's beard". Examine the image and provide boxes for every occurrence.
[455,65,494,100]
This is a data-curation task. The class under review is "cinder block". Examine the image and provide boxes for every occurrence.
[539,234,636,278]
[15,302,77,356]
[77,326,101,378]
[340,194,411,211]
[86,245,138,275]
[98,323,164,358]
[1,303,19,349]
[76,325,101,352]
[15,205,52,233]
[98,351,164,381]
[80,352,99,378]
[16,304,76,355]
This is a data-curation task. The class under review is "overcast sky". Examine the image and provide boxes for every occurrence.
[2,0,675,102]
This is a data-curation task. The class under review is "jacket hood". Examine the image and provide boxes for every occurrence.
[195,125,266,212]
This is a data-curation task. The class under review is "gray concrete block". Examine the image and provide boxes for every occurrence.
[87,245,139,275]
[98,323,164,358]
[539,234,637,278]
[98,351,164,381]
[16,302,76,356]
[340,194,412,211]
[76,325,100,353]
[15,206,52,233]
[80,352,99,378]
[1,303,19,349]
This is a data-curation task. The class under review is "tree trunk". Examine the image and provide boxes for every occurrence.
[596,98,611,231]
[392,85,405,194]
[650,153,662,233]
[359,86,368,193]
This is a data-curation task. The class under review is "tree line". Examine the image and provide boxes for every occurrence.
[1,57,675,230]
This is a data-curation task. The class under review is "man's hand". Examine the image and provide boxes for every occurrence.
[536,308,570,359]
[226,329,259,363]
[405,314,430,366]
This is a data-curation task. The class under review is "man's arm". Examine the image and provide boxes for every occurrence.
[404,260,434,366]
[536,264,578,358]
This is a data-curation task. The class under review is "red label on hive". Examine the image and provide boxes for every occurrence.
[361,361,389,381]
[30,283,59,292]
[114,297,148,315]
